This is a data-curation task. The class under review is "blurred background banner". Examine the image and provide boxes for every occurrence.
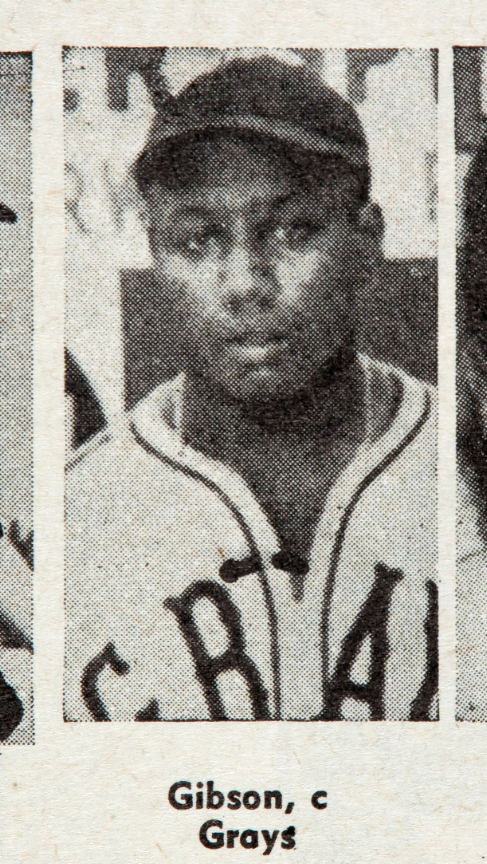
[64,47,438,446]
[0,53,32,537]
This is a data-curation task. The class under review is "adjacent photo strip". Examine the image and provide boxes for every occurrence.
[455,47,487,721]
[0,52,33,744]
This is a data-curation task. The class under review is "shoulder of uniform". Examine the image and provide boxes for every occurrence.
[359,352,436,414]
[66,416,133,473]
[360,352,434,389]
[67,375,184,474]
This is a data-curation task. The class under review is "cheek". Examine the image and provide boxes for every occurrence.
[275,249,323,291]
[275,242,354,314]
[154,252,222,317]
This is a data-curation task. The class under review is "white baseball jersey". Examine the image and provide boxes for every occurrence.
[0,522,33,744]
[65,354,437,722]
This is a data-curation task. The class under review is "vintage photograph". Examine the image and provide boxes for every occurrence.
[455,47,487,721]
[64,47,438,722]
[0,52,33,744]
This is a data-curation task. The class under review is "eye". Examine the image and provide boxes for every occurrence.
[177,224,226,256]
[182,234,206,254]
[270,221,321,248]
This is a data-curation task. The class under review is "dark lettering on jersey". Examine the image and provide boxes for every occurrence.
[8,521,34,571]
[135,699,161,721]
[80,643,163,722]
[0,609,33,653]
[81,641,130,721]
[0,670,24,741]
[322,562,404,720]
[0,589,32,740]
[164,580,270,720]
[409,579,438,720]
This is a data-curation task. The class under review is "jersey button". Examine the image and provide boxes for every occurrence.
[219,554,261,583]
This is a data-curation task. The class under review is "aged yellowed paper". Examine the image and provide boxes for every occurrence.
[0,0,485,860]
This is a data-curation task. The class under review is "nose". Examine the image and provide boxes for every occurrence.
[220,238,277,311]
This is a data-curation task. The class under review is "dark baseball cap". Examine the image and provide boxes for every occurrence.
[135,55,369,188]
[0,202,16,223]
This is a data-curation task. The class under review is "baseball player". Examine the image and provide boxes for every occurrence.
[0,200,34,744]
[457,137,487,721]
[65,56,437,722]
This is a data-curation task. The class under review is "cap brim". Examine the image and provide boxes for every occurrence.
[145,114,368,168]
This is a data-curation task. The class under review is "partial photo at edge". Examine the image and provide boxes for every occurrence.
[456,47,487,721]
[0,52,34,745]
[64,48,438,723]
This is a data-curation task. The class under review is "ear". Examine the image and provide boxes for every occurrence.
[357,201,384,244]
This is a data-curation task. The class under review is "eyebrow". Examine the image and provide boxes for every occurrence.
[165,205,222,219]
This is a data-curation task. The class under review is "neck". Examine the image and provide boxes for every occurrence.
[181,347,364,459]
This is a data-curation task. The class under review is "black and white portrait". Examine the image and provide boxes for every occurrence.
[64,48,438,722]
[0,52,33,744]
[455,48,487,721]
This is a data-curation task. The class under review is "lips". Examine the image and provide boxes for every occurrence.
[224,330,290,364]
[225,321,290,343]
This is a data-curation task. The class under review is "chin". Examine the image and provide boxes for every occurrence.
[218,366,307,405]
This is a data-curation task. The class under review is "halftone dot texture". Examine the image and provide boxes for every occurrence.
[0,53,34,745]
[64,49,437,723]
[455,47,487,722]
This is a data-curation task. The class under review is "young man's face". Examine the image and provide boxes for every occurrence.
[147,137,365,402]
